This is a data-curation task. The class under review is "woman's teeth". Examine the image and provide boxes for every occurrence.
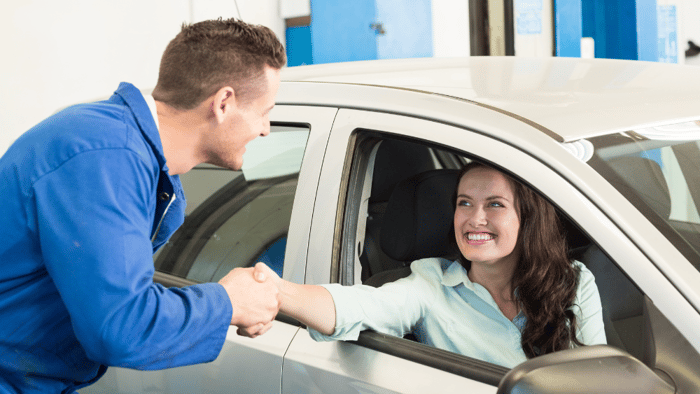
[467,233,494,241]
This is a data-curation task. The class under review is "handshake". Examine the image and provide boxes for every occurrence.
[217,262,283,338]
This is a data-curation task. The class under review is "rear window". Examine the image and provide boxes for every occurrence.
[583,121,700,271]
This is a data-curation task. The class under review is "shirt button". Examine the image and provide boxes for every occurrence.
[159,192,170,201]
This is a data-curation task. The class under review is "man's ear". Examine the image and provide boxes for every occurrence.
[211,86,236,124]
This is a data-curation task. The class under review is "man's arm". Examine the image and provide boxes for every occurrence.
[33,148,274,369]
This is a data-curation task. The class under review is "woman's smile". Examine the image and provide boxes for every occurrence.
[465,232,496,244]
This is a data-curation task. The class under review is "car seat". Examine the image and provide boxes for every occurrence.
[365,169,460,287]
[360,140,437,281]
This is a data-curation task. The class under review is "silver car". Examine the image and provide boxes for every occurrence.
[83,57,700,393]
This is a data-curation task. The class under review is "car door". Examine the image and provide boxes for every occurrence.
[282,109,520,393]
[281,108,700,393]
[80,105,337,394]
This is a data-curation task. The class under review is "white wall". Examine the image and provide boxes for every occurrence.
[432,0,470,57]
[681,0,700,66]
[0,0,284,155]
[5,0,700,155]
[280,0,310,19]
[513,0,554,57]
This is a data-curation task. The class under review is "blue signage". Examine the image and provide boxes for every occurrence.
[658,5,678,63]
[516,0,543,35]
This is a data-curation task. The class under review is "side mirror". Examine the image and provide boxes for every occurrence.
[497,345,675,394]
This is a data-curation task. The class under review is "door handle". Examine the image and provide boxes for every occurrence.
[370,22,386,35]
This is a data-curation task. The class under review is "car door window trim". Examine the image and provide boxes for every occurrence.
[353,331,508,386]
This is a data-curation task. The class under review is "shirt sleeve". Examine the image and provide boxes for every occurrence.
[308,259,442,342]
[572,261,607,346]
[32,148,232,370]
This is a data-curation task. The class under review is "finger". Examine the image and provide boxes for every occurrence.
[237,323,263,337]
[253,263,267,282]
[236,326,250,337]
[258,321,274,336]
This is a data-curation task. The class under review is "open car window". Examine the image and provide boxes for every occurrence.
[335,130,656,385]
[154,124,310,282]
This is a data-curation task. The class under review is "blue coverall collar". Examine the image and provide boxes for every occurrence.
[112,82,171,174]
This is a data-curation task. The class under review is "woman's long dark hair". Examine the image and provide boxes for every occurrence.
[455,162,583,358]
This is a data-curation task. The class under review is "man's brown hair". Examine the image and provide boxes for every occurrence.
[152,18,286,110]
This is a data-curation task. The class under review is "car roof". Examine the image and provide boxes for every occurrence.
[280,56,700,142]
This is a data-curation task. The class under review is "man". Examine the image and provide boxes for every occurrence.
[0,18,285,392]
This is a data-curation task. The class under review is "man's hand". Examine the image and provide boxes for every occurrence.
[252,262,337,336]
[218,266,281,338]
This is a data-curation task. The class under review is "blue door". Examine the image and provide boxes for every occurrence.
[376,0,433,60]
[309,0,433,64]
[311,0,378,64]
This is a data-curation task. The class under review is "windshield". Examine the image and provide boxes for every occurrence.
[584,122,700,272]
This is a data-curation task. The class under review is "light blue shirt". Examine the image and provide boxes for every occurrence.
[309,258,607,368]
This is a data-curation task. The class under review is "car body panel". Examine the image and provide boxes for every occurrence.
[283,331,496,393]
[270,106,338,285]
[281,57,700,142]
[80,323,300,393]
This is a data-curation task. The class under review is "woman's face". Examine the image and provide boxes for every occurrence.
[454,167,521,268]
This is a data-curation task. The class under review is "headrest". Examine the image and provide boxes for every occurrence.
[607,157,671,219]
[370,140,435,203]
[380,169,460,261]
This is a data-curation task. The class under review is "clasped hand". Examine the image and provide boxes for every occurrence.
[217,263,282,338]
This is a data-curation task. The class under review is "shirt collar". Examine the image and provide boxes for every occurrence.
[441,260,474,289]
[142,92,160,131]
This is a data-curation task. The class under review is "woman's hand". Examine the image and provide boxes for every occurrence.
[252,262,337,336]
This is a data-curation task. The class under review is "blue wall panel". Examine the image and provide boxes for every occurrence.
[286,26,313,67]
[609,0,638,60]
[311,0,377,64]
[554,0,582,57]
[636,0,658,61]
[582,0,658,61]
[582,0,607,58]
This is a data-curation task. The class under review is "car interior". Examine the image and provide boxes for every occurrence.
[349,135,647,367]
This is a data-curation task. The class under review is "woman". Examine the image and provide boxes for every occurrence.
[255,162,606,368]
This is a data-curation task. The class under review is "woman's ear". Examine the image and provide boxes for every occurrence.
[211,86,236,124]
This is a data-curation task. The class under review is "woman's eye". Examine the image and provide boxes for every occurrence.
[457,200,470,207]
[490,201,504,207]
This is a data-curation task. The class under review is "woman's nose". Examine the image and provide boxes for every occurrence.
[468,207,487,227]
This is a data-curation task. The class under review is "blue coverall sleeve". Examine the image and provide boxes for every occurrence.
[31,148,232,369]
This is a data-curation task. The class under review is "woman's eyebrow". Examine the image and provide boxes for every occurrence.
[457,193,511,202]
[487,195,511,202]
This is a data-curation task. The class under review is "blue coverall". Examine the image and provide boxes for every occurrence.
[0,83,232,393]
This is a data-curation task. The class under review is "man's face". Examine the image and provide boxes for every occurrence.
[208,65,281,170]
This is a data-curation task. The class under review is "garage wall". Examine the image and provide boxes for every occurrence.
[682,1,700,67]
[0,0,284,155]
[4,1,700,155]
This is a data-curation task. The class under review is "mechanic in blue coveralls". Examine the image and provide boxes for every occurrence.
[0,18,284,393]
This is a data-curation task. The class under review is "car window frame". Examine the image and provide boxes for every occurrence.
[152,104,339,291]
